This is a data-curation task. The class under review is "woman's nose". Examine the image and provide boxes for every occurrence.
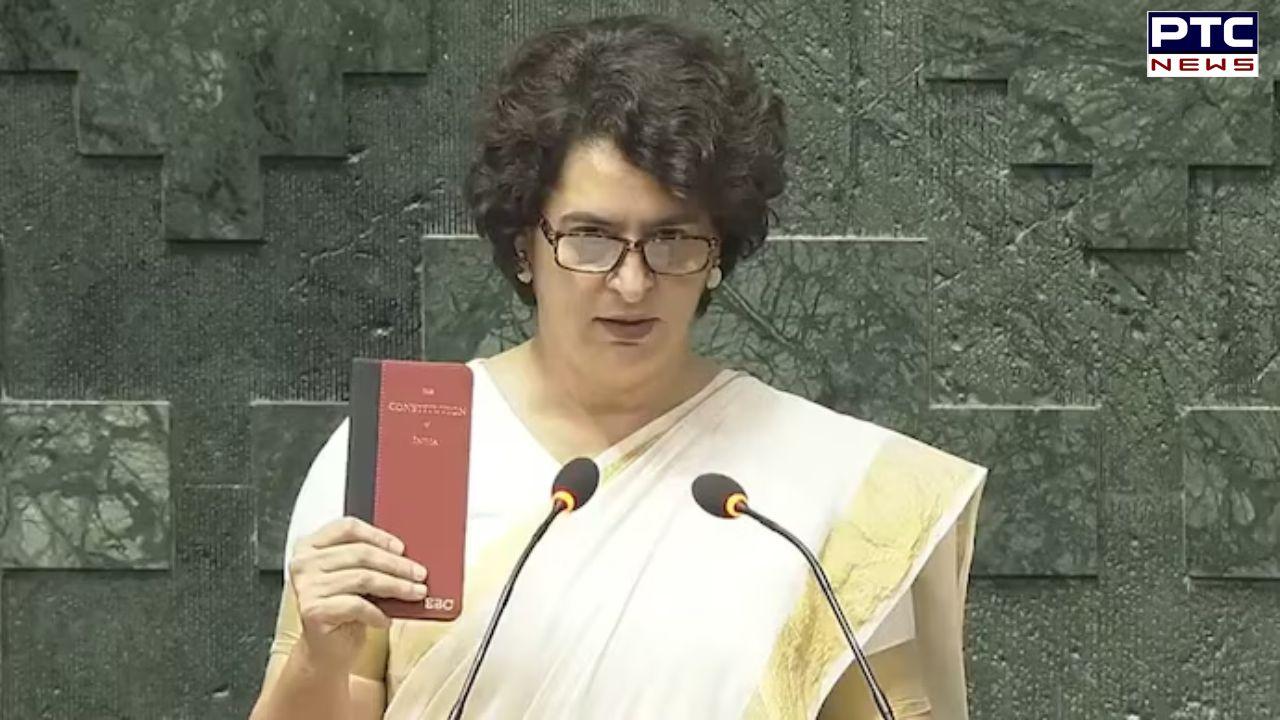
[607,247,655,301]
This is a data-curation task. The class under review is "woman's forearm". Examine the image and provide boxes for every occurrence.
[250,641,361,720]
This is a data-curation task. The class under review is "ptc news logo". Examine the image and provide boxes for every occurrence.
[1147,11,1259,77]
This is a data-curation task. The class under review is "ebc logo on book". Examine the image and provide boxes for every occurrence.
[1148,11,1259,77]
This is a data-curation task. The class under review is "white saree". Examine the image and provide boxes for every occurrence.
[273,359,987,719]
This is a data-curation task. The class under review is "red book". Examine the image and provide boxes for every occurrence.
[346,358,473,621]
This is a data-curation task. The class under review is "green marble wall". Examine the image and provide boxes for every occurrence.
[2,1,1278,717]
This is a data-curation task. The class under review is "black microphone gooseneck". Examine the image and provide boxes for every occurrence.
[691,473,896,720]
[447,457,600,720]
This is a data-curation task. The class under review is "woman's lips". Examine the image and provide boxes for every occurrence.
[596,317,658,341]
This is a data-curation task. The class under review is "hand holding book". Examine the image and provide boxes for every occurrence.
[286,517,428,674]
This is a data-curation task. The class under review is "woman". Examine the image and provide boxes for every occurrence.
[251,14,986,720]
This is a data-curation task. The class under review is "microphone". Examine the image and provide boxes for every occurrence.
[448,457,600,720]
[691,473,896,720]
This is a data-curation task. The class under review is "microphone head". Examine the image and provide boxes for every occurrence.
[692,473,748,519]
[551,457,600,512]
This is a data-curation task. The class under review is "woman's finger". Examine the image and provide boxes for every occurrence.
[300,594,391,630]
[312,542,428,582]
[315,568,429,603]
[304,517,404,555]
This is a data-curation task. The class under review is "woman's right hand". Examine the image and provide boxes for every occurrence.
[287,517,429,674]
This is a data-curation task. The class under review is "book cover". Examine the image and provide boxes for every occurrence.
[346,358,473,621]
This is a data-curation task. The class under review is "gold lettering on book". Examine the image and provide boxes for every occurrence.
[423,597,454,611]
[386,401,467,417]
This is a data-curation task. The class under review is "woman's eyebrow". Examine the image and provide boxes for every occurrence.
[559,211,617,226]
[647,211,700,228]
[558,210,700,229]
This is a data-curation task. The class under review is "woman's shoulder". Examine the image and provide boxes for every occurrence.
[728,372,890,444]
[282,416,350,579]
[729,371,983,475]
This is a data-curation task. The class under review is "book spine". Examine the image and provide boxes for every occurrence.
[345,358,382,522]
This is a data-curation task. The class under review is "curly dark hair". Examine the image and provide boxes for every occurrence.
[465,14,787,311]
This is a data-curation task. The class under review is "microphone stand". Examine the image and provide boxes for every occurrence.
[740,505,896,720]
[447,501,565,720]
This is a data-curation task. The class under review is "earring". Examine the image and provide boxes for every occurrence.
[706,266,722,290]
[515,251,533,284]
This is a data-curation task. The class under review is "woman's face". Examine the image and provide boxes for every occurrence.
[522,139,718,377]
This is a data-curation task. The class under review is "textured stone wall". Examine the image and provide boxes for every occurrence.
[2,1,1278,718]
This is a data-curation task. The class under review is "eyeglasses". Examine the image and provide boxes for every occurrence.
[538,216,719,276]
